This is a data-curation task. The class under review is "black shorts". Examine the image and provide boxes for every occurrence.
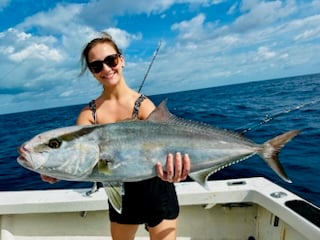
[109,177,179,227]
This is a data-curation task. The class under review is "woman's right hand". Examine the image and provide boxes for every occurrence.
[156,152,190,183]
[41,175,59,184]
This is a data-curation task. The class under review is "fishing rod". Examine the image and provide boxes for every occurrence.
[138,40,162,93]
[238,98,320,135]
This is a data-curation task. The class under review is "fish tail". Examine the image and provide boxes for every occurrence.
[259,130,300,183]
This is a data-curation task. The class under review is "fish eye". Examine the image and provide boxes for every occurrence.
[48,138,62,149]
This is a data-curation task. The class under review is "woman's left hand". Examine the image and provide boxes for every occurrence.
[156,152,190,182]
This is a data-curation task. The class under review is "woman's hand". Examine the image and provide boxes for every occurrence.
[40,175,59,184]
[156,152,190,182]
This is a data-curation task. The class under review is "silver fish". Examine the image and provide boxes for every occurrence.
[17,100,299,213]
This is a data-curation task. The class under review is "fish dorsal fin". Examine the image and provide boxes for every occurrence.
[147,99,175,123]
[103,182,124,214]
[147,100,246,140]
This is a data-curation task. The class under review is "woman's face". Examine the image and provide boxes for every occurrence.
[87,42,124,88]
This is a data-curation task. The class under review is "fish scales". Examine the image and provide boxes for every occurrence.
[86,120,257,182]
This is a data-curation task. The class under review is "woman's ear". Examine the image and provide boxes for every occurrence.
[120,55,125,68]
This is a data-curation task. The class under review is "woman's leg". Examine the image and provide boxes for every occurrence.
[148,219,177,240]
[110,222,139,240]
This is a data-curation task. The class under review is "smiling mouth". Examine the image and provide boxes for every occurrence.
[103,71,116,79]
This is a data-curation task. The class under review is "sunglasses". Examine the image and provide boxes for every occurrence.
[88,53,121,73]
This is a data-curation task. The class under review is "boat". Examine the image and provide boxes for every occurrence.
[0,177,319,240]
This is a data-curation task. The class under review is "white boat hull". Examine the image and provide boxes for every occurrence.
[0,177,319,240]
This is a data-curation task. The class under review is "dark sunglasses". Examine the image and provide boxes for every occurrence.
[88,53,121,73]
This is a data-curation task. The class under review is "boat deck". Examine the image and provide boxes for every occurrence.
[0,177,319,240]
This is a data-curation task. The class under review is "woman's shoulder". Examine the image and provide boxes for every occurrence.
[136,94,156,120]
[76,104,94,125]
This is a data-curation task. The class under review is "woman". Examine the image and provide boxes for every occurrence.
[42,32,190,240]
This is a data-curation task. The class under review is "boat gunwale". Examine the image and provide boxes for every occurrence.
[0,177,319,239]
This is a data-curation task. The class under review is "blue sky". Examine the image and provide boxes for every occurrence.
[0,0,319,114]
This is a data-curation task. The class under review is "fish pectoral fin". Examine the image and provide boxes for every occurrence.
[189,167,218,190]
[98,159,112,174]
[103,183,124,214]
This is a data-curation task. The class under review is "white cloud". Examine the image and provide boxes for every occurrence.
[0,45,13,54]
[0,28,64,89]
[0,0,9,11]
[171,13,207,40]
[105,28,142,50]
[60,89,75,97]
[227,2,238,15]
[1,0,320,114]
[9,43,62,62]
[17,3,83,34]
[79,0,175,26]
[292,15,320,42]
[295,28,319,42]
[233,0,296,32]
[0,1,147,114]
[255,46,277,61]
[79,0,225,27]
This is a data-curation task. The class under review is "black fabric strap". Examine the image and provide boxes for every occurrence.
[89,100,97,124]
[88,94,146,123]
[132,94,146,119]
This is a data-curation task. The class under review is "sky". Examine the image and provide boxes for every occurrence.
[0,0,319,114]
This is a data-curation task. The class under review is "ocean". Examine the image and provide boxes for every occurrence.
[0,73,319,207]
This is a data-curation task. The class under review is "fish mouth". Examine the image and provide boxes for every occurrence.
[17,155,33,169]
[17,155,27,162]
[17,145,33,169]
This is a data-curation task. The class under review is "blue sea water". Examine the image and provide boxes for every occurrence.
[0,73,319,207]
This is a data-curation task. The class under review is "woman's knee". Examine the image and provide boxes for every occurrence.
[148,219,177,240]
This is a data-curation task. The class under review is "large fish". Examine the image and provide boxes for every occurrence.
[17,100,299,213]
